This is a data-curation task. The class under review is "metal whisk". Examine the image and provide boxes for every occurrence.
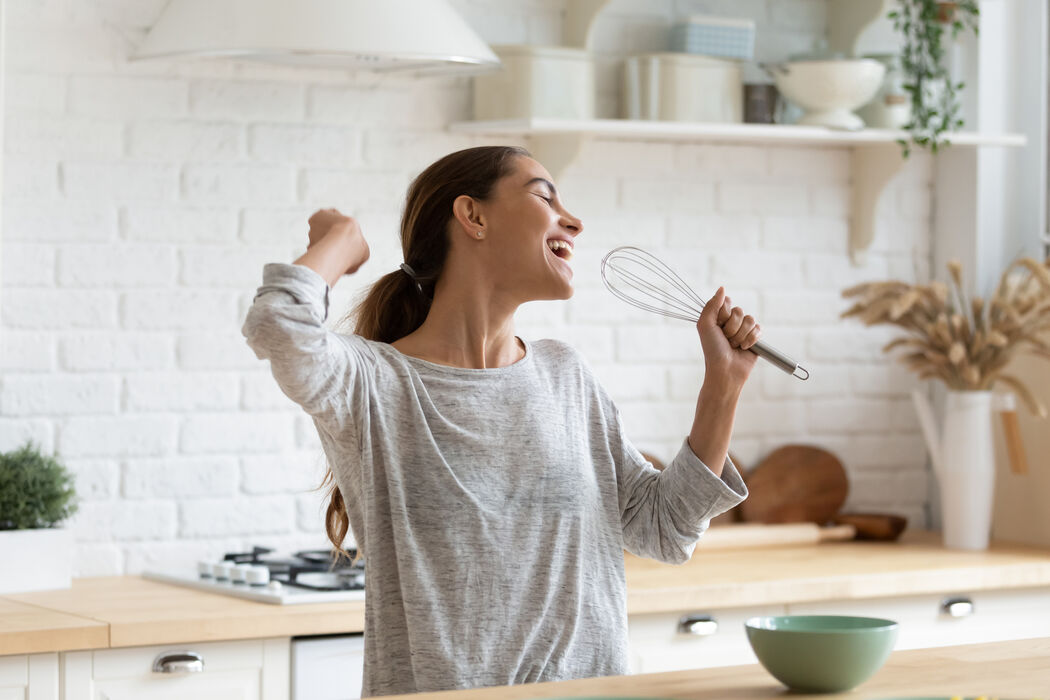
[601,246,809,380]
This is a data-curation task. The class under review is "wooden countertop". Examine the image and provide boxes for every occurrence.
[381,636,1050,699]
[0,597,108,654]
[0,577,364,654]
[3,531,1050,655]
[626,529,1050,614]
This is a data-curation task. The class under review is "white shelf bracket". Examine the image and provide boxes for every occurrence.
[828,0,892,56]
[527,133,589,182]
[850,143,906,265]
[563,0,612,49]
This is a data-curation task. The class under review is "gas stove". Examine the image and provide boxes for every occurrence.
[144,545,366,605]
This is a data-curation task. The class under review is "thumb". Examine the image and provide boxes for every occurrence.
[698,286,726,329]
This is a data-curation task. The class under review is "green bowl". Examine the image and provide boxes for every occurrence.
[745,615,899,693]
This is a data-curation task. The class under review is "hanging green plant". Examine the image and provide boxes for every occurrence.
[888,0,979,157]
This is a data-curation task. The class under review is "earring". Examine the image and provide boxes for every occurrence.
[476,231,483,238]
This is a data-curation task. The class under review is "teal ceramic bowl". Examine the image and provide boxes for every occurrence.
[745,615,899,693]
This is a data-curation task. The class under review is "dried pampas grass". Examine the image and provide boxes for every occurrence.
[841,257,1050,417]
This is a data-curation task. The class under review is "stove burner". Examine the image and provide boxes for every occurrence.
[221,546,365,592]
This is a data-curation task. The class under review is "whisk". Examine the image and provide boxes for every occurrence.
[601,246,809,380]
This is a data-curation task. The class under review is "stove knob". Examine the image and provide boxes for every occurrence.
[246,566,270,586]
[213,563,235,581]
[231,564,253,584]
[266,580,282,592]
[197,561,214,579]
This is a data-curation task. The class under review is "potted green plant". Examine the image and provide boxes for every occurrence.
[0,441,78,592]
[889,0,979,156]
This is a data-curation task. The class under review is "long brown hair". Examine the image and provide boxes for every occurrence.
[321,145,531,559]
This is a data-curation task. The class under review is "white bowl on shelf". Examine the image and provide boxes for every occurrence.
[768,58,885,130]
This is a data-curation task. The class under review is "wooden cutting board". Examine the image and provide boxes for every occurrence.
[738,445,849,525]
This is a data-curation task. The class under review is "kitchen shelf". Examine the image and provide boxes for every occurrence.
[449,118,1027,264]
[450,117,1025,147]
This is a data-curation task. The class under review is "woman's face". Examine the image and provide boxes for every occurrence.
[467,156,583,302]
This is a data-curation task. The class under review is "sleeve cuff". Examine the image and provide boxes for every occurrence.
[666,438,749,521]
[255,263,331,322]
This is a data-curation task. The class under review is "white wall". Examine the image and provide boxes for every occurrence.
[0,0,933,576]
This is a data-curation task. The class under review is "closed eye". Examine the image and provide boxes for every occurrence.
[534,193,554,205]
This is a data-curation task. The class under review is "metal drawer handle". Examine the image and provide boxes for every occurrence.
[152,651,205,674]
[677,614,718,636]
[941,596,975,618]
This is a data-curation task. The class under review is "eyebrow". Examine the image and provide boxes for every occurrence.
[524,177,557,197]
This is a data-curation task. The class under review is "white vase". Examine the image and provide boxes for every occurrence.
[912,390,996,550]
[0,527,73,593]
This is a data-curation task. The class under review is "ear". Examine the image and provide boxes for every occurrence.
[451,194,485,239]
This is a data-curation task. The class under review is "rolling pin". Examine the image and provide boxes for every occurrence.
[697,522,857,550]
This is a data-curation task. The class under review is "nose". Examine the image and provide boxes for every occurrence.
[561,210,583,237]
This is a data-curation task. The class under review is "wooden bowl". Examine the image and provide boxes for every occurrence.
[832,513,908,541]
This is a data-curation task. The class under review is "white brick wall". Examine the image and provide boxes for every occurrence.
[1,0,934,576]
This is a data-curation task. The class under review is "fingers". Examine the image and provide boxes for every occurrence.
[702,287,762,350]
[730,315,761,349]
[718,295,732,326]
[308,208,333,224]
[709,287,762,349]
[698,286,726,328]
[738,323,762,350]
[308,209,356,236]
[721,305,743,336]
[309,208,348,226]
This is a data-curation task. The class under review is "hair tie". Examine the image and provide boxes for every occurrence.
[399,262,427,297]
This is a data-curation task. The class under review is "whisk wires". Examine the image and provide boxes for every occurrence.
[601,246,708,323]
[600,245,810,381]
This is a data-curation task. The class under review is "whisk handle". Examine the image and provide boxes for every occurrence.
[751,339,809,380]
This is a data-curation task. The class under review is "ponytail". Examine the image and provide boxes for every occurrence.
[353,269,431,342]
[320,468,351,562]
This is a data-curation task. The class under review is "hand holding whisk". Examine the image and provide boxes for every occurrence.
[600,246,809,380]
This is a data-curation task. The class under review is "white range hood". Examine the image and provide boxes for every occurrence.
[134,0,501,75]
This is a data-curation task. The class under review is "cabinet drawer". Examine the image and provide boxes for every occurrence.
[785,587,1050,650]
[91,640,270,680]
[628,605,786,673]
[61,638,289,700]
[292,635,364,700]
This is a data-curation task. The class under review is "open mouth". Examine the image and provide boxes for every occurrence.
[546,238,574,261]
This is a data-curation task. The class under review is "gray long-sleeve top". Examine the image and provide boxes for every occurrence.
[242,263,748,697]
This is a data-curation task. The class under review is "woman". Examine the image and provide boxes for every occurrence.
[242,145,756,697]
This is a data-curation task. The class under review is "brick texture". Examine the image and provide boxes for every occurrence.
[0,0,934,575]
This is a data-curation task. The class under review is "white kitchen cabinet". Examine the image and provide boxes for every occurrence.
[627,604,786,673]
[785,586,1050,650]
[0,653,59,700]
[291,635,364,700]
[628,586,1050,673]
[60,638,289,700]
